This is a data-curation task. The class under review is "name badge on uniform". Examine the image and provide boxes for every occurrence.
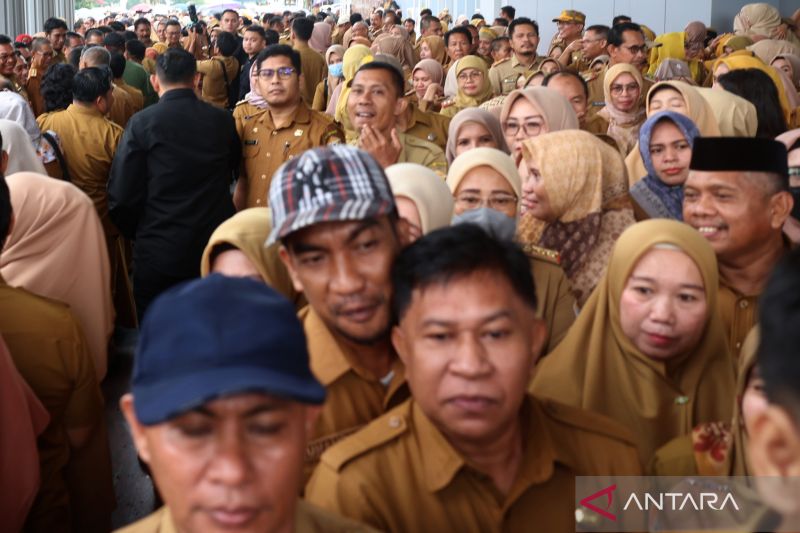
[294,129,304,137]
[244,140,258,145]
[591,101,606,108]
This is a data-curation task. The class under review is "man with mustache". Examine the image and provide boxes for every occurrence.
[683,137,795,358]
[270,145,412,475]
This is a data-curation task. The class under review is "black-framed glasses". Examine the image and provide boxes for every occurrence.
[455,192,518,210]
[609,82,640,96]
[257,66,297,80]
[621,44,647,55]
[503,120,543,137]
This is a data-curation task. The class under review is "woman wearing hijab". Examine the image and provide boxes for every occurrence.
[200,208,305,310]
[749,39,800,64]
[386,163,454,242]
[440,55,494,118]
[417,35,446,65]
[653,59,695,84]
[371,33,414,75]
[0,119,46,174]
[517,130,635,306]
[626,80,721,186]
[648,22,708,84]
[695,87,758,137]
[309,21,333,54]
[409,59,444,111]
[771,53,800,90]
[630,111,701,221]
[531,219,736,465]
[599,63,646,155]
[313,44,345,112]
[447,147,521,220]
[499,87,579,167]
[652,327,761,476]
[734,3,800,46]
[444,107,509,164]
[1,172,113,381]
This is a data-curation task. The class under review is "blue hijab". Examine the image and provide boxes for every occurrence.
[635,111,701,220]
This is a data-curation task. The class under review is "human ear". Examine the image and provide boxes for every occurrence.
[278,244,305,292]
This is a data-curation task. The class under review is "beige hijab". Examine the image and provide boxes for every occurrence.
[1,172,113,380]
[500,87,579,132]
[695,87,758,137]
[748,39,800,64]
[600,63,647,155]
[386,163,454,234]
[531,219,736,465]
[444,107,510,164]
[200,208,304,309]
[773,53,800,89]
[626,81,722,185]
[447,147,522,200]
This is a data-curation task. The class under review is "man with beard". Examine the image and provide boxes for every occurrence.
[489,17,545,95]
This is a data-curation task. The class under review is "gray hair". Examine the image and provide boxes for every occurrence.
[81,45,110,66]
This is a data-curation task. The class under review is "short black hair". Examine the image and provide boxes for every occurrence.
[109,51,126,78]
[608,22,643,47]
[221,9,239,19]
[67,46,83,68]
[445,26,472,46]
[759,248,800,417]
[491,35,510,52]
[245,24,266,40]
[42,63,75,112]
[156,48,197,85]
[613,15,633,27]
[509,17,539,38]
[215,31,238,57]
[121,30,136,42]
[355,61,404,97]
[264,29,280,46]
[103,31,125,51]
[268,15,283,28]
[493,17,509,27]
[586,24,610,39]
[543,69,589,98]
[125,38,145,61]
[66,31,82,43]
[717,69,788,140]
[420,15,440,33]
[0,173,10,252]
[349,13,363,25]
[164,19,181,31]
[472,13,485,20]
[255,44,301,72]
[291,16,314,41]
[134,17,150,30]
[384,10,397,22]
[501,6,516,19]
[73,66,113,103]
[85,28,104,41]
[391,224,537,322]
[109,21,126,32]
[404,18,415,25]
[44,17,69,34]
[96,25,113,35]
[420,8,432,17]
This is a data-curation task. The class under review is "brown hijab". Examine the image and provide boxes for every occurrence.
[419,35,447,65]
[531,219,736,465]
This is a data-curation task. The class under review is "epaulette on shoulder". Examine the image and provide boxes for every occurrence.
[522,243,561,265]
[321,409,410,472]
[234,98,249,107]
[491,57,511,68]
[538,398,638,447]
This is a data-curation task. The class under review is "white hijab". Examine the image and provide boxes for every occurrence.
[0,92,41,147]
[0,119,45,175]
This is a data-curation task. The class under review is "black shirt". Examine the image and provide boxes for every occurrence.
[108,88,240,278]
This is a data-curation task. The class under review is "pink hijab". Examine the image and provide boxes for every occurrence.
[246,61,268,109]
[309,22,333,53]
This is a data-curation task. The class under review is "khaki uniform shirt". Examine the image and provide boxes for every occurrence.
[108,84,137,128]
[115,77,144,112]
[115,500,378,532]
[525,246,577,353]
[25,67,45,117]
[718,282,758,360]
[306,397,642,532]
[301,307,409,474]
[296,42,328,106]
[235,102,344,207]
[197,55,239,108]
[38,104,124,237]
[488,54,546,95]
[402,102,451,151]
[0,275,110,533]
[347,132,448,177]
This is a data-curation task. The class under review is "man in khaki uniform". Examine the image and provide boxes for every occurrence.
[399,100,450,151]
[489,17,546,95]
[548,10,585,60]
[233,45,344,210]
[110,52,144,112]
[79,45,137,127]
[268,146,411,476]
[543,70,609,135]
[117,276,375,533]
[195,31,239,109]
[571,24,609,75]
[292,16,327,106]
[347,61,447,176]
[684,138,795,359]
[0,177,113,533]
[306,225,641,531]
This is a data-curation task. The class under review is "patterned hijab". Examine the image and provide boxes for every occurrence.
[517,130,635,305]
[633,111,701,220]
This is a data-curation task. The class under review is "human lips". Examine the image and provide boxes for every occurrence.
[662,167,684,176]
[334,301,382,324]
[208,506,259,527]
[693,222,727,240]
[446,395,498,413]
[643,331,676,348]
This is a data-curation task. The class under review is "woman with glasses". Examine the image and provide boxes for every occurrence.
[598,63,646,155]
[517,130,635,306]
[439,55,494,118]
[444,107,509,164]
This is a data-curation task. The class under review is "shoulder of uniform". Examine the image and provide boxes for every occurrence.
[522,243,561,265]
[536,397,638,448]
[235,98,249,107]
[319,403,412,472]
[490,58,510,69]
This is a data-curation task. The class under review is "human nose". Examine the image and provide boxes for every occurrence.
[649,294,676,324]
[686,191,716,219]
[329,252,366,295]
[207,431,250,487]
[449,334,492,378]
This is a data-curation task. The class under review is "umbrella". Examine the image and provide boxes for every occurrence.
[199,2,244,14]
[129,3,153,13]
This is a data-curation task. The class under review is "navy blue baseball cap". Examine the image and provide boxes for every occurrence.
[131,274,325,425]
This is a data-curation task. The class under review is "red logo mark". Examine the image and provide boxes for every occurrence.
[580,484,617,521]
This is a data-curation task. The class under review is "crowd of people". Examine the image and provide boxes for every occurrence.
[1,1,800,532]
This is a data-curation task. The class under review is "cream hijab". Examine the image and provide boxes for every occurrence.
[0,119,46,175]
[748,39,800,64]
[446,147,522,201]
[695,87,758,137]
[0,172,113,380]
[600,63,647,155]
[531,219,736,464]
[444,107,510,164]
[200,208,304,309]
[625,81,722,185]
[386,163,454,234]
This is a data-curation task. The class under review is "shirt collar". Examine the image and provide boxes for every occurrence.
[302,306,360,385]
[66,103,104,117]
[512,53,537,70]
[159,88,197,101]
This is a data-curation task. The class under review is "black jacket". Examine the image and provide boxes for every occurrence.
[108,88,240,278]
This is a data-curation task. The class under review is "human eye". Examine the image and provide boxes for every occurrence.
[298,252,325,267]
[478,135,494,145]
[457,138,471,147]
[460,195,480,205]
[650,146,663,155]
[482,327,511,340]
[675,141,690,151]
[632,285,653,296]
[683,188,698,201]
[678,292,699,303]
[247,420,285,437]
[425,329,454,342]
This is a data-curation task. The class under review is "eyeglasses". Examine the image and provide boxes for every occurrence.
[609,82,640,96]
[457,70,483,82]
[621,44,647,55]
[257,66,297,80]
[503,120,543,137]
[455,192,518,210]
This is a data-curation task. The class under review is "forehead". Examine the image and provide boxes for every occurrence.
[449,32,469,42]
[621,30,644,44]
[262,54,292,66]
[685,169,750,189]
[548,74,583,93]
[512,23,537,36]
[222,12,239,20]
[353,67,393,86]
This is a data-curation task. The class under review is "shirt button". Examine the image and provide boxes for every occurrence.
[388,416,401,428]
[739,300,749,309]
[252,127,258,133]
[261,174,266,180]
[735,341,742,349]
[674,395,689,405]
[271,130,277,136]
[266,152,271,157]
[256,198,261,204]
